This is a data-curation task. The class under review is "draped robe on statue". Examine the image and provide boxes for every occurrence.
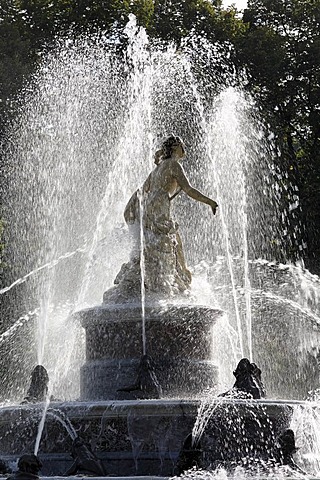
[103,159,192,304]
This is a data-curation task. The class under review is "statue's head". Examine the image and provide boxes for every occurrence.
[233,358,252,378]
[28,365,49,398]
[24,365,49,403]
[155,135,185,164]
[31,365,49,384]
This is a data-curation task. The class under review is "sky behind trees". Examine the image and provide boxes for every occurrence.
[223,0,247,9]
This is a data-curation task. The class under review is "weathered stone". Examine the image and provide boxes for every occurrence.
[103,136,217,305]
[65,436,106,476]
[0,400,293,476]
[0,400,196,476]
[75,304,222,400]
[201,399,293,467]
[22,365,49,404]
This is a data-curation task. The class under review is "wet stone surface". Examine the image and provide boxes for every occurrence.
[0,401,196,476]
[77,304,222,400]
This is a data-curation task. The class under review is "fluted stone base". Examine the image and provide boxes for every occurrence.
[81,358,217,400]
[74,304,223,400]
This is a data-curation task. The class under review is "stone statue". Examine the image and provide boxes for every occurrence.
[117,354,162,399]
[0,460,11,475]
[22,365,49,403]
[175,433,202,475]
[220,358,266,399]
[7,455,42,480]
[103,136,218,303]
[276,429,306,473]
[65,436,106,476]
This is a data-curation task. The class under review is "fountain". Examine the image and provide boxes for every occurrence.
[78,134,220,403]
[1,14,320,479]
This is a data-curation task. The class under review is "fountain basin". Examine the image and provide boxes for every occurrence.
[0,399,294,476]
[74,304,223,400]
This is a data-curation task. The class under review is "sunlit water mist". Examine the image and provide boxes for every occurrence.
[34,398,50,456]
[291,399,320,476]
[138,188,147,356]
[1,14,317,410]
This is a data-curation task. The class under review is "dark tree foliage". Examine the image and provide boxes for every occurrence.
[152,0,244,43]
[0,2,32,126]
[0,2,33,271]
[236,0,320,269]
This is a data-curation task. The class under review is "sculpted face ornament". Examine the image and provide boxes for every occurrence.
[219,358,266,399]
[22,365,49,403]
[65,437,106,477]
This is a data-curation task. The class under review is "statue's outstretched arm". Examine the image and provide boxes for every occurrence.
[173,162,218,215]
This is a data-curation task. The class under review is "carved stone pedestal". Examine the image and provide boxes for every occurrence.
[75,304,223,400]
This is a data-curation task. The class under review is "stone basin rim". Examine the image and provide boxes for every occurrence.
[0,477,170,480]
[73,303,224,315]
[19,478,320,480]
[0,477,319,480]
[73,303,224,326]
[19,477,320,480]
[0,397,308,413]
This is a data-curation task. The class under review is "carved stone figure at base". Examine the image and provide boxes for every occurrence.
[65,436,106,476]
[220,358,266,399]
[276,429,306,473]
[103,135,218,304]
[117,355,162,399]
[7,455,42,480]
[22,365,49,403]
[0,460,11,475]
[175,433,202,475]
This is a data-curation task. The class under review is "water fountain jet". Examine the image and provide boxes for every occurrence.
[1,20,320,479]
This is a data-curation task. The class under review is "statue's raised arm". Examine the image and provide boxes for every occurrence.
[171,160,218,215]
[124,135,218,225]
